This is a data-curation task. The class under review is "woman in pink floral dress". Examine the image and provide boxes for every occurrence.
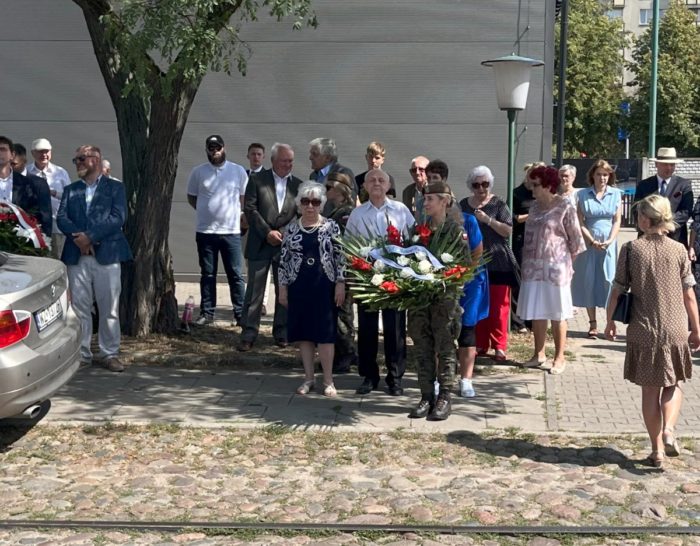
[517,166,586,374]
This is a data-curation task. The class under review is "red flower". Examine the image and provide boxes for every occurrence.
[415,223,431,245]
[380,281,400,294]
[386,224,402,245]
[350,256,372,271]
[444,265,469,279]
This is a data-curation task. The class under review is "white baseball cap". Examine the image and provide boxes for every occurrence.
[31,138,52,151]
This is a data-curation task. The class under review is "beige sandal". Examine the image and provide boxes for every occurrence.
[323,383,337,397]
[296,379,315,395]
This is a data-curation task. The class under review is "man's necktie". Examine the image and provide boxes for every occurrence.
[660,180,667,196]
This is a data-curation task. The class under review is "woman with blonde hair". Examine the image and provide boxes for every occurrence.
[605,195,700,468]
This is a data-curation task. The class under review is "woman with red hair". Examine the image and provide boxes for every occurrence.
[517,166,585,374]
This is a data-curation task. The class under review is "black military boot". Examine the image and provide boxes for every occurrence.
[428,391,452,421]
[409,394,435,418]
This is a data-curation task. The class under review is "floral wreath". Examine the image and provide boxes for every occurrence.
[341,217,477,311]
[0,200,51,257]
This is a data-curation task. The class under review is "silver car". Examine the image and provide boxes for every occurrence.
[0,252,80,420]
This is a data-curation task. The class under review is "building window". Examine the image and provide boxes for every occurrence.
[607,9,623,19]
[686,0,698,6]
[640,8,652,25]
[612,0,625,6]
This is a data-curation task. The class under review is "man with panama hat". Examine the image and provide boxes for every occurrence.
[634,147,693,246]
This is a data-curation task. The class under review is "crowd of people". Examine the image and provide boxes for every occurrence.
[2,134,698,435]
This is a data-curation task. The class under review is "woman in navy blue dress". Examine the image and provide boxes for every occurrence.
[279,182,346,397]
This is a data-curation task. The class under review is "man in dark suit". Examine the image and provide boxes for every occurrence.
[309,138,356,214]
[401,155,429,221]
[0,136,52,237]
[634,147,693,246]
[11,142,52,236]
[238,143,302,351]
[57,144,132,372]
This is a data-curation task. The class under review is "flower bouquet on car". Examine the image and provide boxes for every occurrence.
[0,200,51,257]
[341,218,475,311]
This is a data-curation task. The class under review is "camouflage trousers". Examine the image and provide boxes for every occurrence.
[334,294,357,360]
[407,298,462,395]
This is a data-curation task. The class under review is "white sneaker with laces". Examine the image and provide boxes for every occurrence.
[459,378,475,398]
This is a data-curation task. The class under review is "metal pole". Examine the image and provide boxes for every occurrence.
[555,0,569,167]
[507,109,516,229]
[648,0,659,157]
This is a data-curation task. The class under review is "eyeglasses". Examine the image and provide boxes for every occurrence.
[207,145,223,152]
[325,184,335,190]
[300,198,322,207]
[72,154,96,164]
[409,167,426,174]
[471,181,490,189]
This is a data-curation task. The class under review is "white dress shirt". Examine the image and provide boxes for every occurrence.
[272,171,288,212]
[0,173,12,202]
[345,198,415,238]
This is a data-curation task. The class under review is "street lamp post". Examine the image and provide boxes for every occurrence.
[481,55,544,223]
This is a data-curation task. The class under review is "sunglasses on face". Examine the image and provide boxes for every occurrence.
[300,198,322,207]
[325,184,335,190]
[72,154,95,164]
[207,145,223,152]
[471,181,489,189]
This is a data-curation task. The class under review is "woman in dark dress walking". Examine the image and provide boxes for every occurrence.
[279,182,346,397]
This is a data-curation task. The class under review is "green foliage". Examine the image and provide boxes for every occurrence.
[554,0,630,158]
[341,220,478,311]
[78,0,317,99]
[627,0,700,156]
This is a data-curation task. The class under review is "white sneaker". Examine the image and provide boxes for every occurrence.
[459,379,475,398]
[434,380,440,397]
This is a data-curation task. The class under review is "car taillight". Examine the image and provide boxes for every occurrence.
[0,310,31,348]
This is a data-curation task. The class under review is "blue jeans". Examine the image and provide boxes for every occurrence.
[195,232,245,320]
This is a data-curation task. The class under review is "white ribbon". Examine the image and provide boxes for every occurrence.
[368,244,444,281]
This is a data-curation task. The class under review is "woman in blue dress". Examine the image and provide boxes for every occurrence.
[279,182,346,397]
[570,160,622,338]
[457,212,489,397]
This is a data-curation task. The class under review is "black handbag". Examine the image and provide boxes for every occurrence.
[612,245,633,324]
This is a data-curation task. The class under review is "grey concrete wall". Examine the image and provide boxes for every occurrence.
[1,0,552,278]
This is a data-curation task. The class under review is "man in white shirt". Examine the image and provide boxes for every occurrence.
[26,138,72,258]
[187,135,248,326]
[345,169,415,396]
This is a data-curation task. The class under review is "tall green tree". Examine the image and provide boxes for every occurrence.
[627,0,700,157]
[555,0,629,157]
[71,0,316,336]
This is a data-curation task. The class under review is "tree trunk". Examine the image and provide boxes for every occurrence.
[76,1,202,336]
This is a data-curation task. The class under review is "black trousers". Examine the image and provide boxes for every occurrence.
[357,305,406,386]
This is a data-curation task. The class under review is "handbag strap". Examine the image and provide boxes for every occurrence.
[625,244,632,289]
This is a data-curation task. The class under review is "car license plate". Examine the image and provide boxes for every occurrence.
[34,299,63,332]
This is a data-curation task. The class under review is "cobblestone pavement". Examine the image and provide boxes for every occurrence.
[2,426,700,545]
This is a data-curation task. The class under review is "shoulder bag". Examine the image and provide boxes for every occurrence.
[611,244,633,324]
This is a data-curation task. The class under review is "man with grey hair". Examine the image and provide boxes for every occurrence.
[238,143,303,351]
[346,169,415,396]
[309,138,356,209]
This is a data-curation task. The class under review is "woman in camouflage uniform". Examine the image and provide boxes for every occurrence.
[408,181,467,421]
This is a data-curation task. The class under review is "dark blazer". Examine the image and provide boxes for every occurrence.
[243,169,302,261]
[634,174,693,245]
[11,172,52,236]
[56,176,133,265]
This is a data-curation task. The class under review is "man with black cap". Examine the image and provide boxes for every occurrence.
[187,135,248,326]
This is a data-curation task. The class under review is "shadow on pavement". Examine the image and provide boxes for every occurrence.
[445,430,657,474]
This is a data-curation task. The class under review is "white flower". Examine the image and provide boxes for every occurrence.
[370,274,385,286]
[13,226,33,242]
[400,267,413,278]
[441,252,454,263]
[373,260,386,272]
[359,246,373,258]
[424,273,435,281]
[417,260,432,274]
[396,256,410,266]
[411,235,420,243]
[415,251,427,261]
